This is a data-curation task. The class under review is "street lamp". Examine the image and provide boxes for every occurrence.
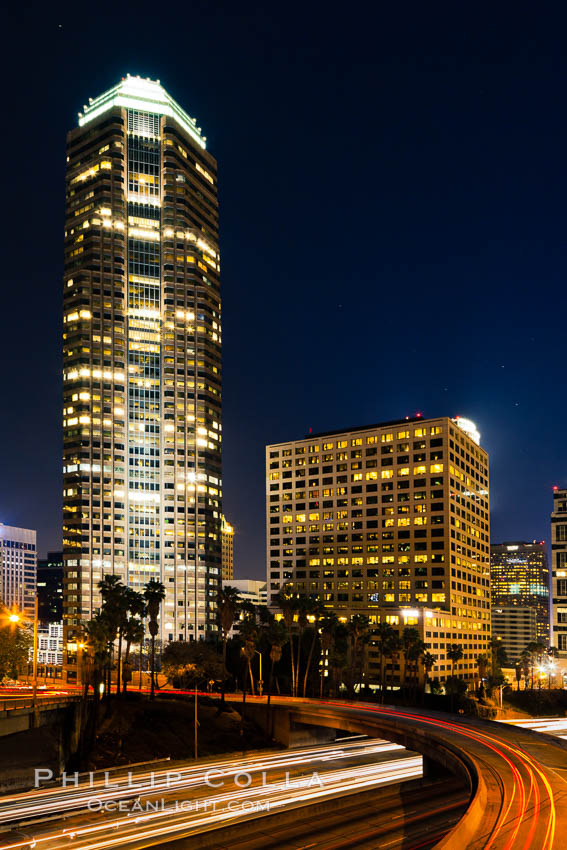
[7,598,39,713]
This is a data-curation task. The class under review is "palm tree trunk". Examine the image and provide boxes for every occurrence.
[295,631,302,698]
[150,634,156,700]
[287,626,295,696]
[248,660,254,695]
[122,643,131,695]
[116,630,122,696]
[303,629,318,697]
[221,636,227,707]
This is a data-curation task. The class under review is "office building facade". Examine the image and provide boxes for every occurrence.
[0,523,37,617]
[37,552,64,622]
[221,515,234,580]
[551,488,567,659]
[266,416,491,682]
[490,541,549,644]
[491,606,537,663]
[63,76,222,673]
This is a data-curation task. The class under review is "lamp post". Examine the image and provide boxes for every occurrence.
[254,650,263,696]
[9,599,39,717]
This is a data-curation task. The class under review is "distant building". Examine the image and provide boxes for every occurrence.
[490,542,550,643]
[222,516,235,580]
[31,623,64,668]
[225,579,267,607]
[491,606,538,663]
[37,552,63,622]
[266,415,491,685]
[224,579,267,637]
[551,489,567,661]
[0,523,37,617]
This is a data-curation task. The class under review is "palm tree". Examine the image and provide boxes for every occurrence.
[122,617,145,695]
[319,613,338,698]
[216,586,241,706]
[447,643,464,678]
[383,631,402,701]
[264,619,287,731]
[144,578,166,700]
[238,616,258,695]
[401,627,421,700]
[447,644,464,712]
[98,574,125,698]
[85,613,111,703]
[273,588,298,695]
[422,651,437,695]
[347,614,370,698]
[302,600,324,697]
[373,622,395,702]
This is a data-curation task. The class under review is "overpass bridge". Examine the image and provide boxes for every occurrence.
[236,696,567,849]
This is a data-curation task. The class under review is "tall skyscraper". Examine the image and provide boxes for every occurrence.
[0,523,37,617]
[63,76,222,678]
[221,515,235,580]
[551,488,567,662]
[266,416,491,683]
[490,541,549,644]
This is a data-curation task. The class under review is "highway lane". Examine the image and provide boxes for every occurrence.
[218,776,469,850]
[0,739,423,850]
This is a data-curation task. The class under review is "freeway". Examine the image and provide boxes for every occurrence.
[0,738,422,850]
[245,697,567,850]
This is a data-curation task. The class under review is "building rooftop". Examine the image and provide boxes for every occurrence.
[271,414,480,445]
[78,74,206,149]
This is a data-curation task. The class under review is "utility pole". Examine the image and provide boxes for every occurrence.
[194,684,199,759]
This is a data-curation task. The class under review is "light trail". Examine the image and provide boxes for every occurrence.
[0,741,423,850]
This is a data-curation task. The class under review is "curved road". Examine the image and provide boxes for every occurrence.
[248,697,567,850]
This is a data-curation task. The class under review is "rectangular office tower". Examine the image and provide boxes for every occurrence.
[551,488,567,663]
[490,541,549,644]
[0,523,37,617]
[63,76,222,672]
[266,416,491,682]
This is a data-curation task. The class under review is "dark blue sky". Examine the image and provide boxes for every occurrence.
[1,1,565,576]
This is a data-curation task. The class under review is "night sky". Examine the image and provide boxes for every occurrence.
[1,2,566,577]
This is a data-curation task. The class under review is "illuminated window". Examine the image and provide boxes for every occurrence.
[381,470,394,479]
[397,430,409,439]
[398,467,410,476]
[337,440,347,449]
[381,433,393,443]
[323,442,334,450]
[430,463,444,474]
[413,465,426,476]
[351,438,363,446]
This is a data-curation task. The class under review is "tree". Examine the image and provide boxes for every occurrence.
[216,586,241,705]
[85,613,111,703]
[273,588,299,695]
[98,575,125,699]
[401,627,423,701]
[319,614,339,698]
[446,644,464,712]
[263,619,288,732]
[302,600,324,697]
[383,631,402,701]
[0,622,32,680]
[422,651,437,695]
[373,622,396,702]
[162,641,223,687]
[122,617,144,694]
[347,614,370,698]
[238,616,259,696]
[144,578,166,700]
